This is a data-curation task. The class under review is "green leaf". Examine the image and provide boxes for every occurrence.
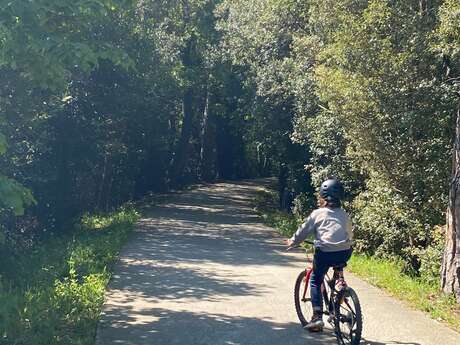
[0,133,7,155]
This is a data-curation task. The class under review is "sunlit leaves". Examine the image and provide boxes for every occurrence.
[0,175,35,215]
[0,0,134,90]
[221,0,458,265]
[434,0,460,59]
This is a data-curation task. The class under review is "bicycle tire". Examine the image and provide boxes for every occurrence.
[333,287,362,345]
[294,269,313,326]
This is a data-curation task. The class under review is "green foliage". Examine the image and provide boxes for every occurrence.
[418,226,445,286]
[218,1,456,275]
[352,177,419,252]
[291,192,316,219]
[434,0,460,59]
[2,0,460,340]
[0,133,35,216]
[0,175,35,216]
[217,0,459,276]
[0,207,139,345]
[263,210,299,238]
[294,110,363,197]
[352,175,430,272]
[254,188,302,237]
[216,0,312,190]
[313,0,453,209]
[285,0,456,271]
[0,133,5,155]
[0,0,133,90]
[1,0,304,240]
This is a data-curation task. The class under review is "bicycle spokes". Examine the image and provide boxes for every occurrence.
[334,288,362,345]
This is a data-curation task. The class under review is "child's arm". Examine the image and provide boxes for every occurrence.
[289,212,316,246]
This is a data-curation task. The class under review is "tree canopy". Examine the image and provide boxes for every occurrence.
[1,1,460,331]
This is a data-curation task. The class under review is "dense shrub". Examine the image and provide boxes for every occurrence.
[418,226,445,285]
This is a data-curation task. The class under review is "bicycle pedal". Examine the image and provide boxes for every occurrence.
[304,325,323,333]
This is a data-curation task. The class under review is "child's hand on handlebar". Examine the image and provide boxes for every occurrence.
[285,239,294,249]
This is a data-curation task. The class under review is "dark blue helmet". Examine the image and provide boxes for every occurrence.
[320,178,344,202]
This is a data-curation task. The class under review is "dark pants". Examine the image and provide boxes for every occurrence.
[310,248,353,313]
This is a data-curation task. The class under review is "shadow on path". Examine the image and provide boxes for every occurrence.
[108,261,264,302]
[120,180,300,271]
[363,341,421,345]
[99,307,338,345]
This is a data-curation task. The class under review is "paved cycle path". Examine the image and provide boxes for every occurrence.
[97,180,460,345]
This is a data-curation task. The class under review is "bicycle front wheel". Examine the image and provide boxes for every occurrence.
[294,269,313,326]
[334,287,362,345]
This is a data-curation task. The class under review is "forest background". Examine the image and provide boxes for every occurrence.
[0,0,459,344]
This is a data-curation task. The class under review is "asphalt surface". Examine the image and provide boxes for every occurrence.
[96,180,460,345]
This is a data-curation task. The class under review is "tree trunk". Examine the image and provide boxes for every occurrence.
[199,85,216,181]
[170,36,195,187]
[95,153,108,211]
[441,100,460,302]
[170,87,194,186]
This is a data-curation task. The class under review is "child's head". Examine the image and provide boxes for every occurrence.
[318,178,344,208]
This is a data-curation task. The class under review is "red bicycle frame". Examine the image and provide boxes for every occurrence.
[302,268,313,301]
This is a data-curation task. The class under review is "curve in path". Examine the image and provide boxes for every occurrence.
[96,180,460,345]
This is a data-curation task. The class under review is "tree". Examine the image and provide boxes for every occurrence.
[216,0,312,190]
[0,0,134,230]
[443,102,460,301]
[137,0,222,186]
[435,0,460,301]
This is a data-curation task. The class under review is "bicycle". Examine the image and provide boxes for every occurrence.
[291,241,362,345]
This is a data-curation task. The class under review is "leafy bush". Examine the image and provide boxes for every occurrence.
[418,226,445,286]
[352,177,428,268]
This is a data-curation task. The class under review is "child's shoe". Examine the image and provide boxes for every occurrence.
[304,312,324,332]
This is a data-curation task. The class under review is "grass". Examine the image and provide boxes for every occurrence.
[0,206,140,345]
[348,254,460,330]
[254,188,460,332]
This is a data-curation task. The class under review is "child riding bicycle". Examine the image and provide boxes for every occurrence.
[286,178,353,332]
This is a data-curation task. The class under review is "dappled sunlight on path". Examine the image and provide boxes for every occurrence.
[97,179,325,345]
[100,307,338,345]
[97,180,460,345]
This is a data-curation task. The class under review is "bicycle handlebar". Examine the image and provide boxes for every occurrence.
[286,240,314,251]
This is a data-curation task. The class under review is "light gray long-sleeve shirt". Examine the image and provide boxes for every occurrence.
[290,207,353,252]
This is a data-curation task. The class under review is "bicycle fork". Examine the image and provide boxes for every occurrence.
[301,269,312,302]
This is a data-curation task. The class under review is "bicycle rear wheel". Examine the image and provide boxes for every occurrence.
[334,287,362,345]
[294,269,313,326]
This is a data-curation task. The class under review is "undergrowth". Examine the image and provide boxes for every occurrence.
[0,206,139,345]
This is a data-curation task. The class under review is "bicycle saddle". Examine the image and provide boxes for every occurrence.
[332,262,347,269]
